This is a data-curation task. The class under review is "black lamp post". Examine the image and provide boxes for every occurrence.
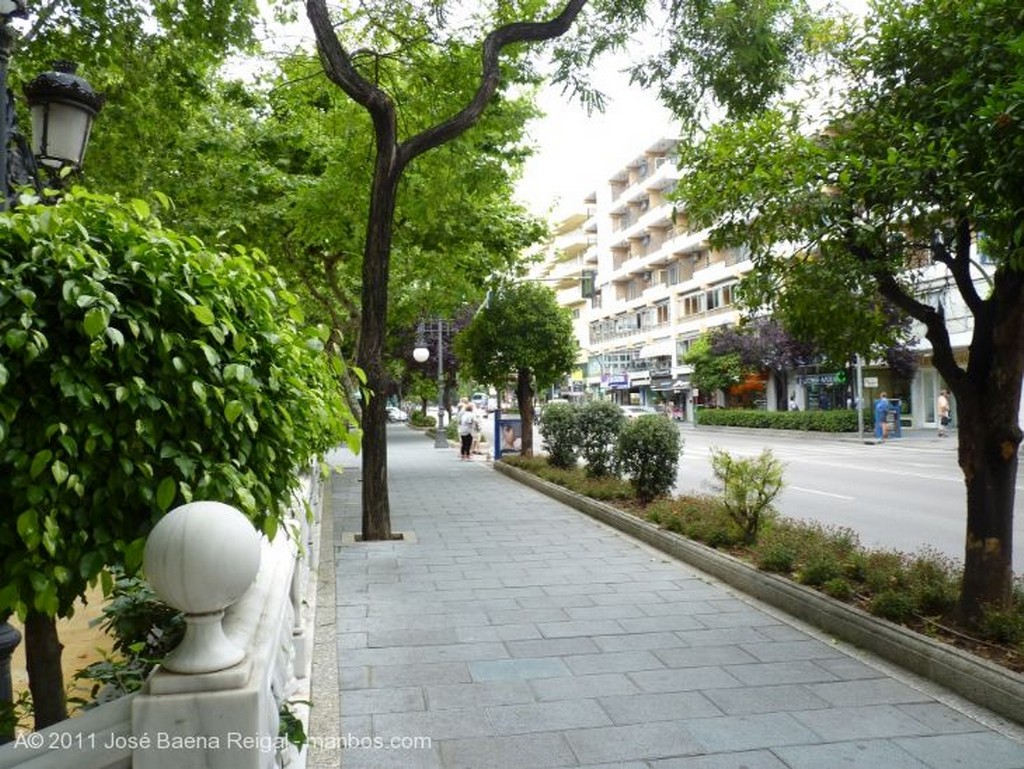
[0,0,103,210]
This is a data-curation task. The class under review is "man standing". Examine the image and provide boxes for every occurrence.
[937,389,951,437]
[874,392,892,441]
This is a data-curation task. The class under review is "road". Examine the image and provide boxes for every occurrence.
[476,413,1022,572]
[672,425,1024,573]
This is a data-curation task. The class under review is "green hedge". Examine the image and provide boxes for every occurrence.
[696,408,859,432]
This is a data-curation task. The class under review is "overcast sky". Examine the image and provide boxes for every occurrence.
[514,66,679,218]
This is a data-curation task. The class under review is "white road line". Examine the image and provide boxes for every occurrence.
[788,486,855,500]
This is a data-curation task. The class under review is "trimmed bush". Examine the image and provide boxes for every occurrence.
[616,415,682,503]
[409,411,436,428]
[696,408,858,432]
[577,399,625,478]
[539,401,581,469]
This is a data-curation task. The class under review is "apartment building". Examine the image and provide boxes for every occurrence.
[534,138,753,419]
[535,136,997,430]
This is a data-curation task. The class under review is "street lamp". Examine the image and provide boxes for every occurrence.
[0,2,104,209]
[413,319,449,449]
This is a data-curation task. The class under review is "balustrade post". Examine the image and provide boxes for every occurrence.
[143,501,261,674]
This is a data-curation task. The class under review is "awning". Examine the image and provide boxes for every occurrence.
[638,340,675,359]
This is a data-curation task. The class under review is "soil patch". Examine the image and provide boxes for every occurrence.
[9,586,113,707]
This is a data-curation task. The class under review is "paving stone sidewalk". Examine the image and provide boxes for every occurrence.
[319,426,1024,769]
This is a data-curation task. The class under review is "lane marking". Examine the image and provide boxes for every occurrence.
[788,486,855,500]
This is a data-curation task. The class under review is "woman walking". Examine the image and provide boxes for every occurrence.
[458,402,476,460]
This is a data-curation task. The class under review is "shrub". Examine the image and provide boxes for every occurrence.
[799,555,844,587]
[980,607,1024,646]
[577,399,625,478]
[709,447,784,543]
[409,411,436,428]
[856,550,909,594]
[616,415,682,503]
[870,590,916,622]
[73,569,184,703]
[756,540,798,573]
[539,401,581,469]
[696,408,858,432]
[649,494,745,547]
[906,550,959,616]
[823,577,855,600]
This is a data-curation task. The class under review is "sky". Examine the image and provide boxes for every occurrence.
[514,64,680,218]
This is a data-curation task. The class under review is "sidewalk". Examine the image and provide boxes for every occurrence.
[317,426,1024,769]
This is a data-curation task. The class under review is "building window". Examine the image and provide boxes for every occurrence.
[681,293,704,316]
[655,301,670,326]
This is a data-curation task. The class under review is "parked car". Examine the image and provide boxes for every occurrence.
[386,405,408,422]
[619,404,659,420]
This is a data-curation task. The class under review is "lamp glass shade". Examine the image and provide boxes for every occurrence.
[0,0,26,20]
[413,347,429,363]
[30,100,95,169]
[24,62,104,170]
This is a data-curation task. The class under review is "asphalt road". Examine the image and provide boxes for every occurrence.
[672,424,1024,573]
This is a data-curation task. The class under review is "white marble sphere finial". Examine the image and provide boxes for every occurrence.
[144,500,262,674]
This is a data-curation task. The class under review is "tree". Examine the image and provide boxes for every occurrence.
[684,334,742,403]
[262,51,546,351]
[455,281,578,456]
[0,191,350,726]
[674,0,1024,621]
[10,1,264,214]
[304,0,588,539]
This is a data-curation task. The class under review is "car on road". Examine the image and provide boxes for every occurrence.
[386,406,408,422]
[619,404,659,420]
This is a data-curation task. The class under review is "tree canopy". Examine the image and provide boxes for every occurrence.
[456,280,577,454]
[673,0,1024,619]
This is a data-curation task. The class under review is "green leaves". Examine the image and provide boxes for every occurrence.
[156,477,178,512]
[0,190,352,622]
[83,307,109,338]
[189,304,216,326]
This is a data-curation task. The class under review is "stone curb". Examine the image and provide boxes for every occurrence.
[494,460,1024,726]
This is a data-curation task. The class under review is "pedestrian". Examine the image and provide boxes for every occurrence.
[937,389,951,437]
[788,393,799,411]
[874,391,892,441]
[458,402,476,460]
[470,407,483,454]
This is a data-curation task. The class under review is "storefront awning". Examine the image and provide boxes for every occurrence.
[638,340,675,359]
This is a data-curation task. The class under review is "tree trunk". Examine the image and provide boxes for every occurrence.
[516,367,535,456]
[25,611,66,729]
[359,164,400,542]
[951,274,1024,624]
[956,392,1020,623]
